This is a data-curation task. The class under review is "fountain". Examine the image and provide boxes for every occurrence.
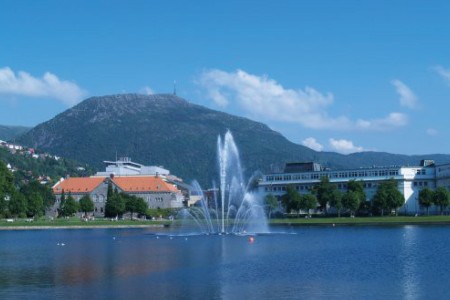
[176,130,269,235]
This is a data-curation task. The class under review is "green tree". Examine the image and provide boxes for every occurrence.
[105,192,125,218]
[315,176,336,214]
[347,180,366,212]
[0,161,15,216]
[124,194,148,219]
[418,187,434,215]
[433,187,450,215]
[59,192,79,217]
[20,181,55,209]
[264,193,278,219]
[372,179,404,216]
[329,189,343,217]
[281,185,300,214]
[8,191,27,218]
[342,191,360,217]
[384,180,404,215]
[299,193,317,217]
[79,194,94,217]
[372,186,388,216]
[26,192,44,218]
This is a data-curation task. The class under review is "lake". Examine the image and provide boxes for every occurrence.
[1,225,449,299]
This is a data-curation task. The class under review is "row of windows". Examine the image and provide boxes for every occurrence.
[265,182,384,193]
[413,181,429,187]
[148,197,164,202]
[265,169,401,182]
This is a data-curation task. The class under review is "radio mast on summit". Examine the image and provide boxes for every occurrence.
[173,80,177,96]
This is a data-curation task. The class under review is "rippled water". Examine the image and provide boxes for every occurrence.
[1,225,449,299]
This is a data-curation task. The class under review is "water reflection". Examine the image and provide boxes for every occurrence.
[400,226,419,300]
[1,226,450,299]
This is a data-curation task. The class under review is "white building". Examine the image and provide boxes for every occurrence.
[258,160,450,215]
[95,157,170,177]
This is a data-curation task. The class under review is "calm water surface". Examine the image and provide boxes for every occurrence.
[1,225,449,299]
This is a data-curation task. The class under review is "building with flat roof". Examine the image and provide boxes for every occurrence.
[258,160,450,215]
[95,157,171,177]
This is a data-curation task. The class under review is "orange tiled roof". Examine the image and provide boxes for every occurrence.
[112,176,179,193]
[53,177,105,194]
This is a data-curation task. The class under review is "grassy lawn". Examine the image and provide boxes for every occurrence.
[3,215,450,228]
[0,216,170,228]
[270,215,450,225]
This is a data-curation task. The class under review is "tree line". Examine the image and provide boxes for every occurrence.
[1,161,55,218]
[265,176,450,217]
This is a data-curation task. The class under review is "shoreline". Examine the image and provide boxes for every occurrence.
[0,224,167,230]
[3,216,450,230]
[270,221,450,226]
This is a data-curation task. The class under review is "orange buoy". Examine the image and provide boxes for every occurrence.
[248,236,255,243]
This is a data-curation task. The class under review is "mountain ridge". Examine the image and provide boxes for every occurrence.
[16,93,450,186]
[0,125,31,141]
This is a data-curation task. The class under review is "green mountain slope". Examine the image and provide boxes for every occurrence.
[0,125,30,141]
[16,94,450,186]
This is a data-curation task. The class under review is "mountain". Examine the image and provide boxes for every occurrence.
[16,94,450,186]
[0,125,30,141]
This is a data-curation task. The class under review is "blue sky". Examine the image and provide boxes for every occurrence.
[1,0,450,155]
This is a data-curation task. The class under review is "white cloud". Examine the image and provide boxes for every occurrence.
[197,69,407,131]
[329,138,365,154]
[0,67,86,106]
[391,79,418,109]
[426,128,438,136]
[302,137,323,151]
[434,65,450,84]
[197,69,341,129]
[356,112,408,131]
[141,86,155,95]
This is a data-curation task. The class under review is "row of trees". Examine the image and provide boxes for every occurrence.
[58,192,95,217]
[418,187,450,215]
[266,177,408,217]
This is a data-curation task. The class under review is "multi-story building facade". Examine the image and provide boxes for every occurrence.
[49,158,185,217]
[258,160,450,215]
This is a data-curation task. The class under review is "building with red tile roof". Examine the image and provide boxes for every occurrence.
[49,175,184,217]
[53,177,105,195]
